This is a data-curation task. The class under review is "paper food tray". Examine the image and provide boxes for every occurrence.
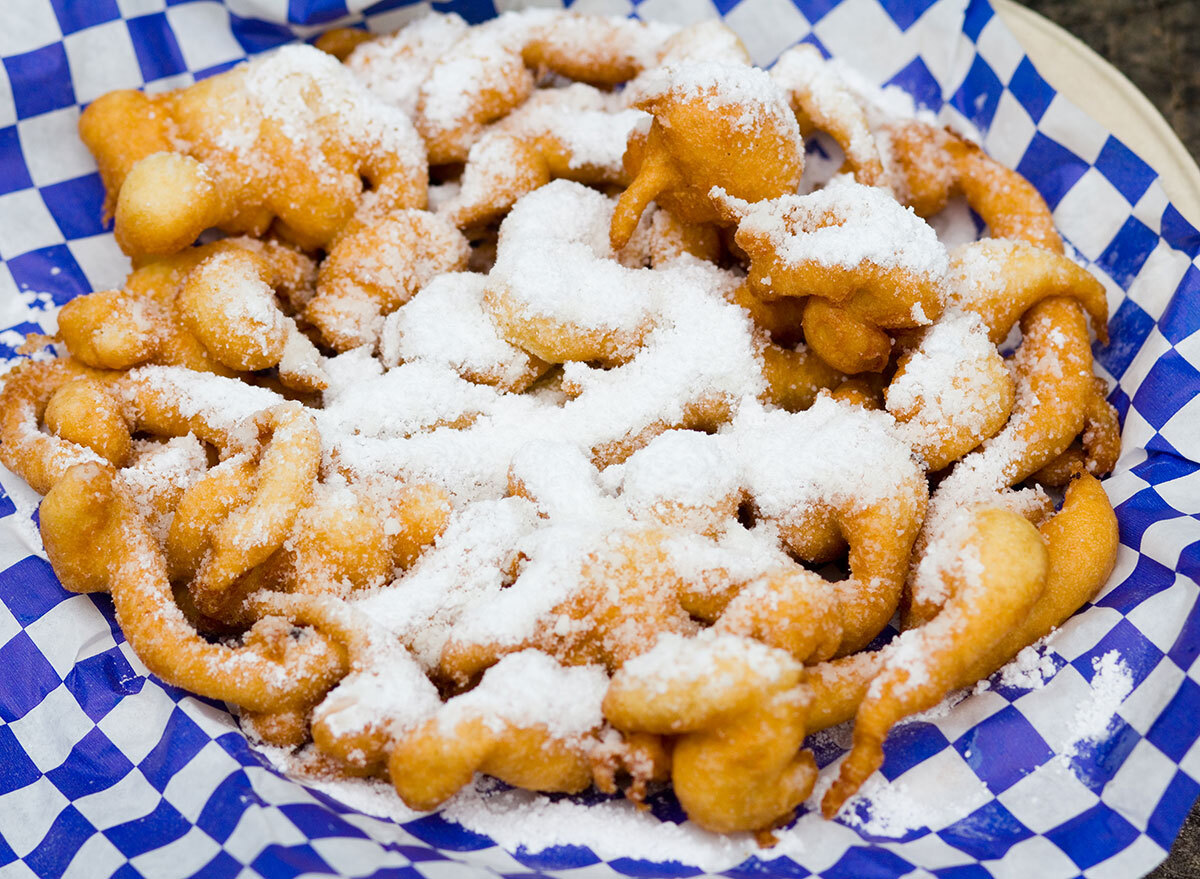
[0,1,1198,877]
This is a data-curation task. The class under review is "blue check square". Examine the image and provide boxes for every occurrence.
[1007,57,1053,123]
[1045,803,1139,870]
[0,125,34,195]
[949,55,1002,132]
[1096,296,1155,378]
[954,705,1054,794]
[0,631,61,721]
[127,13,189,82]
[49,0,121,35]
[938,799,1032,860]
[886,56,942,111]
[1095,136,1157,206]
[46,727,135,799]
[23,804,97,879]
[1131,348,1200,429]
[1015,131,1087,209]
[3,43,75,119]
[41,173,108,240]
[1148,678,1200,761]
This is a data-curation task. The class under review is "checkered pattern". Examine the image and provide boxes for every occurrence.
[0,1,1196,876]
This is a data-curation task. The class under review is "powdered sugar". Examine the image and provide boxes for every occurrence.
[887,309,1004,457]
[621,430,740,514]
[618,630,797,693]
[1062,650,1133,758]
[997,642,1059,690]
[381,272,538,389]
[633,61,796,138]
[232,44,426,182]
[729,177,950,278]
[346,12,470,117]
[489,181,658,333]
[313,633,441,739]
[438,650,607,738]
[732,395,922,523]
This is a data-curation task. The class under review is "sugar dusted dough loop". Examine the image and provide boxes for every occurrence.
[822,506,1048,816]
[389,651,607,810]
[38,462,348,713]
[726,178,949,374]
[1031,378,1121,486]
[0,359,123,495]
[805,473,1117,745]
[186,403,321,619]
[483,180,661,365]
[885,309,1016,471]
[308,209,470,353]
[603,632,816,834]
[883,120,1063,253]
[904,296,1098,628]
[57,237,319,387]
[178,248,328,391]
[610,61,805,250]
[80,44,428,257]
[770,44,886,187]
[441,85,645,231]
[948,238,1109,344]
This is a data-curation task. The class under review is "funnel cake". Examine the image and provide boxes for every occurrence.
[1,11,1128,839]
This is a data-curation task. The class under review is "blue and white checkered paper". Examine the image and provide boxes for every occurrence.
[0,1,1198,877]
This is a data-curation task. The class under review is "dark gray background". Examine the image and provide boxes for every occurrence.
[1021,0,1197,158]
[1013,3,1198,875]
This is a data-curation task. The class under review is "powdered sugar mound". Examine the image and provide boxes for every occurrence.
[887,309,1003,456]
[662,522,794,591]
[621,429,739,514]
[1063,650,1133,758]
[319,188,759,506]
[446,132,537,212]
[620,630,797,692]
[632,61,793,133]
[239,44,425,177]
[354,497,541,669]
[381,272,536,387]
[415,25,527,136]
[522,11,675,76]
[732,395,921,525]
[508,440,604,520]
[997,642,1059,690]
[654,20,750,67]
[490,180,658,333]
[533,104,646,177]
[730,176,949,279]
[442,781,756,870]
[632,60,802,146]
[558,257,763,441]
[908,504,975,611]
[313,633,441,740]
[278,323,327,387]
[439,650,607,738]
[444,520,628,651]
[120,365,284,432]
[345,12,469,117]
[319,360,497,440]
